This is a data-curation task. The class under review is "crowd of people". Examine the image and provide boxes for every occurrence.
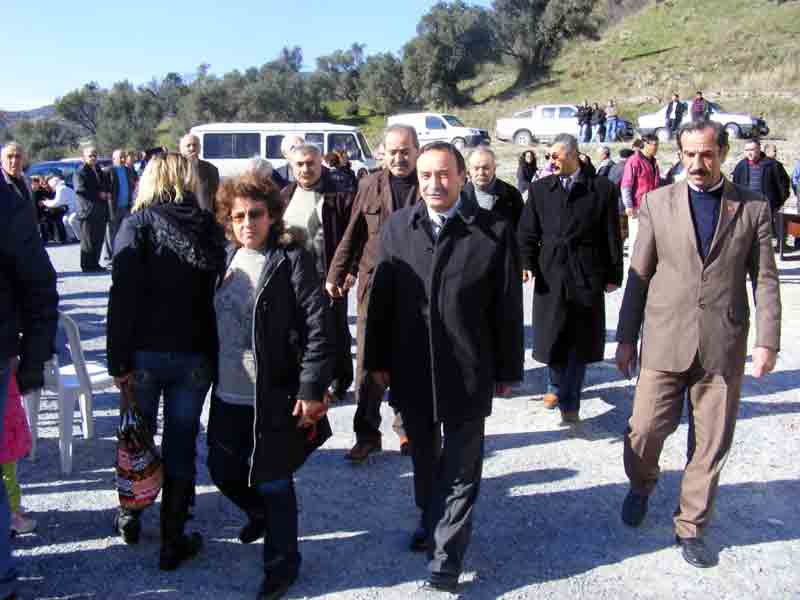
[0,117,790,599]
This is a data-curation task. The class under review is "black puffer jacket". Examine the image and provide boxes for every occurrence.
[219,233,334,484]
[0,176,59,368]
[106,194,226,376]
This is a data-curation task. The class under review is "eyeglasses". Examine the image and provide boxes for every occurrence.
[230,208,268,224]
[544,154,551,160]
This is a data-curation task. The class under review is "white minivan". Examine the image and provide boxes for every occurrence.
[386,113,490,150]
[189,122,377,178]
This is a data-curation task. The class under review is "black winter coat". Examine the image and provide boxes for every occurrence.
[73,162,109,220]
[221,236,334,484]
[364,196,524,426]
[464,178,524,229]
[732,158,790,212]
[518,172,623,364]
[0,177,58,365]
[107,196,226,376]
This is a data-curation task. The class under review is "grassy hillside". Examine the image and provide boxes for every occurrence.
[455,0,800,139]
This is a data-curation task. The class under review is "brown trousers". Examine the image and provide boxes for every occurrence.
[623,356,742,538]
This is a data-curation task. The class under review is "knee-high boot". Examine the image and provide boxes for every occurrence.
[160,478,203,571]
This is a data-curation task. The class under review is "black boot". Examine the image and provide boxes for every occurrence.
[159,478,203,571]
[113,507,142,544]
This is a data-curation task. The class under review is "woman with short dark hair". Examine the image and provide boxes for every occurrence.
[209,174,333,600]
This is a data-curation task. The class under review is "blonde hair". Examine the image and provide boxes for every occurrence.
[132,152,197,212]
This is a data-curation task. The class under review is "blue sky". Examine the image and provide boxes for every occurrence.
[3,0,492,111]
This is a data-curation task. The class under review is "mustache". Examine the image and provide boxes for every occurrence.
[689,169,709,176]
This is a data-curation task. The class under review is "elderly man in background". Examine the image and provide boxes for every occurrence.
[596,146,615,178]
[617,121,781,568]
[281,143,355,406]
[74,145,111,272]
[326,124,421,463]
[101,149,136,267]
[276,135,306,184]
[1,142,35,220]
[464,146,524,228]
[179,134,219,212]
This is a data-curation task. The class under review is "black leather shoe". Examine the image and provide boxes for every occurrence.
[239,516,267,544]
[256,574,296,600]
[410,525,430,552]
[422,572,458,593]
[675,535,716,568]
[621,491,649,527]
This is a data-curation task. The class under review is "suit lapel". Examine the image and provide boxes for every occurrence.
[672,181,704,270]
[704,179,742,266]
[380,170,394,213]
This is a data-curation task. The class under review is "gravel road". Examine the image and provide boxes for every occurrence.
[12,231,799,600]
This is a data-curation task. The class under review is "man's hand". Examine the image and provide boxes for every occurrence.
[615,342,638,378]
[522,270,533,283]
[341,274,356,292]
[625,208,637,218]
[325,281,341,299]
[495,382,512,397]
[371,370,391,388]
[752,346,777,378]
[293,399,327,428]
[605,283,619,293]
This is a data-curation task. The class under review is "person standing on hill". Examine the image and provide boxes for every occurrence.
[577,100,591,143]
[665,93,685,136]
[690,91,710,122]
[590,102,606,143]
[605,100,620,142]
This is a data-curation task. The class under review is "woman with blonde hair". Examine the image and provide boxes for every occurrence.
[106,152,226,570]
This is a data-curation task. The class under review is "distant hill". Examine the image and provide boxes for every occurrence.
[0,105,56,127]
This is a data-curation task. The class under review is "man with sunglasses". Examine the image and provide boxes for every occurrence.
[74,145,111,272]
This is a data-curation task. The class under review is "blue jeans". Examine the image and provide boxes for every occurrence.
[0,363,17,597]
[591,125,603,143]
[606,117,618,142]
[547,349,587,413]
[579,124,590,143]
[132,352,212,481]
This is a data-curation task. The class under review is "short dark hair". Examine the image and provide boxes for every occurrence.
[619,148,635,159]
[676,120,729,152]
[418,142,466,174]
[641,133,659,145]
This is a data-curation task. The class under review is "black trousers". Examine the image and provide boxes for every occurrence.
[79,204,109,271]
[406,416,485,578]
[206,396,300,578]
[329,296,353,395]
[102,207,129,266]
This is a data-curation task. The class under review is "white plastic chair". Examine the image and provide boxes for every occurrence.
[22,312,114,473]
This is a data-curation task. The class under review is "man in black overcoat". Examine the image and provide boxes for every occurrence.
[364,142,523,592]
[73,145,111,272]
[518,133,623,423]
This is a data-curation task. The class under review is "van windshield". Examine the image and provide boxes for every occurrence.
[443,115,465,128]
[357,132,373,159]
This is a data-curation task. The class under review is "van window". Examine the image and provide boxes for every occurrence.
[305,133,324,150]
[357,132,373,159]
[203,133,261,159]
[442,115,465,127]
[425,116,446,130]
[541,107,556,119]
[559,107,577,119]
[329,133,361,161]
[265,135,284,159]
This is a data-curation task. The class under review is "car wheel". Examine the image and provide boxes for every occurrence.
[451,138,466,150]
[656,128,671,143]
[513,130,533,146]
[725,123,741,139]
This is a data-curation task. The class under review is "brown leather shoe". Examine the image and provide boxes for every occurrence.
[399,435,411,456]
[560,410,580,425]
[345,439,382,463]
[543,393,559,409]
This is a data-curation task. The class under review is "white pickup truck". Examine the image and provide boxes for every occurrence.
[495,104,634,145]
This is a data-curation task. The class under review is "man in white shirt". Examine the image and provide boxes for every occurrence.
[44,177,79,241]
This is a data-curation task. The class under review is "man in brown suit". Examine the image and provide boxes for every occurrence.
[616,120,781,568]
[326,124,420,462]
[180,134,219,212]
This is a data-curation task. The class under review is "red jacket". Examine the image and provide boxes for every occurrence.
[621,151,661,209]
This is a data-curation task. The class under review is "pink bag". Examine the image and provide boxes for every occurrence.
[0,374,33,464]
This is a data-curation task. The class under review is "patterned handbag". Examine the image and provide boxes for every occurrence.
[116,382,163,510]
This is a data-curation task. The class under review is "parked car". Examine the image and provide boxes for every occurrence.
[386,113,490,150]
[189,122,377,178]
[26,158,112,188]
[637,102,769,142]
[495,104,634,145]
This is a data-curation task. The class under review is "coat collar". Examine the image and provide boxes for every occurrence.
[408,191,478,229]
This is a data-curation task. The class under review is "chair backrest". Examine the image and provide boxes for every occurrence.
[58,312,92,390]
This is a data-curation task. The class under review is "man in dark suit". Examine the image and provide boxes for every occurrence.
[180,134,219,212]
[364,142,523,592]
[74,145,111,272]
[518,133,623,423]
[464,146,524,228]
[665,93,686,137]
[616,121,781,568]
[101,149,136,268]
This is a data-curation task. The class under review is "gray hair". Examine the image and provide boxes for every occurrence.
[1,141,24,159]
[384,124,420,149]
[676,120,729,152]
[467,145,496,165]
[551,133,579,156]
[289,144,322,158]
[180,133,200,147]
[599,145,611,158]
[246,158,274,180]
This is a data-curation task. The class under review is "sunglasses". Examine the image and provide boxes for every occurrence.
[230,208,268,224]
